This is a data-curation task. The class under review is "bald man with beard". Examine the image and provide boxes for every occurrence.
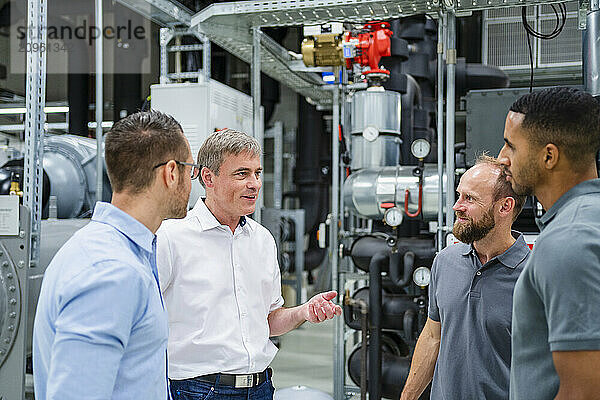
[400,155,529,400]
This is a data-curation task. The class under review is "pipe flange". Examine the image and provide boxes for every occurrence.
[0,243,21,368]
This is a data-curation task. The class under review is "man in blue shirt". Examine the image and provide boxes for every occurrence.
[499,87,600,399]
[33,110,199,400]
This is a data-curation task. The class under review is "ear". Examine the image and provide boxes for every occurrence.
[160,160,179,189]
[497,196,515,218]
[542,143,559,170]
[201,167,215,188]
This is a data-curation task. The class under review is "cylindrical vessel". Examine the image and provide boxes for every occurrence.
[43,135,111,218]
[350,135,402,170]
[343,164,446,220]
[344,287,419,331]
[348,339,415,400]
[351,90,402,169]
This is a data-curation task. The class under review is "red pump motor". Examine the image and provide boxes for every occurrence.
[343,21,393,84]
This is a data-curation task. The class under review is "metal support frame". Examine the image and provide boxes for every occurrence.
[159,27,211,84]
[331,70,343,400]
[277,209,305,306]
[0,208,31,400]
[445,9,456,231]
[437,11,446,252]
[269,122,283,210]
[24,0,47,270]
[115,0,194,27]
[95,0,104,204]
[252,27,263,223]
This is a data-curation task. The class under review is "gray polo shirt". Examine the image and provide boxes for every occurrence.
[429,231,530,400]
[510,179,600,400]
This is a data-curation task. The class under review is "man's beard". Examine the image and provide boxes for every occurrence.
[167,175,189,219]
[453,207,495,244]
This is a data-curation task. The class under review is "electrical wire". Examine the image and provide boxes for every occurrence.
[521,3,567,92]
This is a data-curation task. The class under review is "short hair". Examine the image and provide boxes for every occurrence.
[476,154,526,221]
[509,87,600,170]
[105,110,188,194]
[197,128,261,187]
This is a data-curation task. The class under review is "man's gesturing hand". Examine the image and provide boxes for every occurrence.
[304,291,343,323]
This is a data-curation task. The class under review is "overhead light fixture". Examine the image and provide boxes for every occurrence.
[0,106,70,115]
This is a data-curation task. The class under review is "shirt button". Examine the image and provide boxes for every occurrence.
[476,271,482,276]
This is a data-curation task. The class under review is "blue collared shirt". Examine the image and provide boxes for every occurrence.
[33,202,168,400]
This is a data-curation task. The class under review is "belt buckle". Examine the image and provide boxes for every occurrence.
[235,374,254,388]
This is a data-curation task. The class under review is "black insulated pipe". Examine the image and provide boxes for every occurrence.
[389,251,415,287]
[369,251,388,400]
[348,346,414,399]
[343,288,420,332]
[403,308,416,342]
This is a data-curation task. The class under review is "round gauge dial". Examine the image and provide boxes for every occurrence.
[411,139,431,159]
[362,126,379,142]
[383,207,403,227]
[413,266,431,287]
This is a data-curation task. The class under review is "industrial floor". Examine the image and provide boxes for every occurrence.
[271,318,336,395]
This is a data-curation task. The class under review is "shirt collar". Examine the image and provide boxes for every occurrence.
[536,179,600,231]
[91,202,155,253]
[191,197,254,232]
[462,231,529,269]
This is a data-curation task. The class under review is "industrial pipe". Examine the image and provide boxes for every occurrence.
[584,1,600,97]
[445,9,456,228]
[368,251,388,400]
[348,344,413,399]
[389,251,416,287]
[403,308,416,342]
[437,10,445,252]
[350,236,435,273]
[344,288,420,332]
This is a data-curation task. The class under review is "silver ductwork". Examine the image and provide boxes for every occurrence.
[343,164,446,220]
[350,90,402,170]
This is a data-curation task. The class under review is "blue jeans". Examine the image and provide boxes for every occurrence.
[170,372,275,400]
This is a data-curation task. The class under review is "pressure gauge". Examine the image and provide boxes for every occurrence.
[383,207,403,227]
[362,126,379,142]
[413,266,431,287]
[411,139,431,159]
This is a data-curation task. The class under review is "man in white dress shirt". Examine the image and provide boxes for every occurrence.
[157,128,342,400]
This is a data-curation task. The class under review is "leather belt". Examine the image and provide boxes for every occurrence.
[193,368,271,388]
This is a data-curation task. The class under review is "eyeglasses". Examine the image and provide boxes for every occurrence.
[153,160,202,180]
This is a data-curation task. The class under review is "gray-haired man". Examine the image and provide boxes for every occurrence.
[157,129,342,400]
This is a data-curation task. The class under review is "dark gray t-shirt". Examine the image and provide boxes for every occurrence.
[510,179,600,400]
[429,232,529,400]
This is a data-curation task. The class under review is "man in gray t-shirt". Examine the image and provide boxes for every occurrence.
[498,87,600,399]
[400,156,528,400]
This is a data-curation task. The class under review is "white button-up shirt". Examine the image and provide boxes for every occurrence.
[157,198,284,380]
